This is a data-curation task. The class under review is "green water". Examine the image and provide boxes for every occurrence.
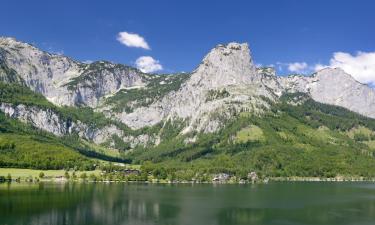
[1,182,375,225]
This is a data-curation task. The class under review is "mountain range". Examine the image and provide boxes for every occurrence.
[1,37,375,178]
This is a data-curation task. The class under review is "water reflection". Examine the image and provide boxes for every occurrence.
[1,182,375,225]
[1,183,180,225]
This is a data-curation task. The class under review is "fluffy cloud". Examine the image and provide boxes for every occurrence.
[117,32,150,50]
[274,51,375,86]
[327,51,375,85]
[287,62,308,73]
[135,56,163,73]
[314,63,327,71]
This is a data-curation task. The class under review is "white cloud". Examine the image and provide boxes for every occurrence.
[287,62,308,73]
[273,51,375,86]
[313,51,375,85]
[117,32,150,50]
[329,51,375,85]
[135,56,163,73]
[314,63,328,71]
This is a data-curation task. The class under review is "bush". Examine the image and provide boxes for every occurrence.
[354,133,369,142]
[89,174,97,181]
[80,173,87,180]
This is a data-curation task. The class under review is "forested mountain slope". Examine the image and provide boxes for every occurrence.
[1,37,375,178]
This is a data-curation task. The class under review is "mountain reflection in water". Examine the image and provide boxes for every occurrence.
[1,182,375,225]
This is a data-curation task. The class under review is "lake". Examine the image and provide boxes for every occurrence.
[1,182,375,225]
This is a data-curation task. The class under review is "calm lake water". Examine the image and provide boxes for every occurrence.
[1,182,375,225]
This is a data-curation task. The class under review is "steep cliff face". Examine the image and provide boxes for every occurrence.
[0,102,113,143]
[118,42,273,133]
[0,103,76,136]
[0,102,158,148]
[309,68,375,118]
[0,37,82,105]
[64,61,146,107]
[0,37,146,107]
[279,68,375,118]
[188,43,258,88]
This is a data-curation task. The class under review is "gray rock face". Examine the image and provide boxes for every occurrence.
[0,103,155,146]
[279,68,375,118]
[65,61,146,107]
[0,38,82,105]
[309,69,375,118]
[189,43,258,88]
[118,42,272,133]
[0,103,74,136]
[0,37,146,107]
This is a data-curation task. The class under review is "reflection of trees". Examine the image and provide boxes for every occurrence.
[2,183,375,225]
[0,183,180,225]
[0,183,95,224]
[0,183,93,215]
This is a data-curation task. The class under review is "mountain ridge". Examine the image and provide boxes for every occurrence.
[1,37,375,141]
[1,37,374,119]
[1,37,375,177]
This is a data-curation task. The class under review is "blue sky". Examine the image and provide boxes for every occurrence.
[1,0,374,82]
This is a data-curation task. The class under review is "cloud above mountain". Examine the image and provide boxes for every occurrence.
[116,31,163,73]
[117,32,150,50]
[287,62,308,73]
[275,51,375,86]
[135,56,163,73]
[315,51,375,85]
[275,62,309,73]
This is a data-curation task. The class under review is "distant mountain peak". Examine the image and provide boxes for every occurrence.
[0,36,17,42]
[0,37,37,52]
[190,42,258,89]
[313,67,360,83]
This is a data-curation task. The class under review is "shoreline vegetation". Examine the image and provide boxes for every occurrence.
[1,168,374,184]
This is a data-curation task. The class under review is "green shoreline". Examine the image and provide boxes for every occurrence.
[1,168,375,184]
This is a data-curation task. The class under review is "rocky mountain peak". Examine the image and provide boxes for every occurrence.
[0,37,83,105]
[188,42,258,89]
[288,67,375,119]
[313,67,359,84]
[0,37,22,46]
[0,37,42,55]
[0,37,148,107]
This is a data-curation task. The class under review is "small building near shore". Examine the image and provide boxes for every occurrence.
[124,169,141,176]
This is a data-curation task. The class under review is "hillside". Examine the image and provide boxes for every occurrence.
[1,37,375,179]
[129,93,375,179]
